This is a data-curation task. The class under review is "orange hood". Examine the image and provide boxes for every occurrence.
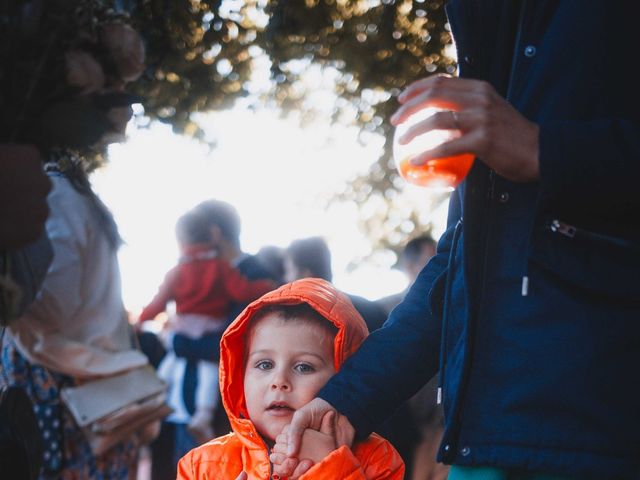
[219,278,369,445]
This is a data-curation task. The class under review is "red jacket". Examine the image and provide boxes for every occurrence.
[177,278,405,479]
[139,245,274,321]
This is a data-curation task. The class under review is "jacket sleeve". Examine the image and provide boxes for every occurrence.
[299,440,404,480]
[318,190,462,437]
[138,269,176,321]
[219,260,274,303]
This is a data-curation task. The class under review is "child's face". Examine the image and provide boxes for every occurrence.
[243,314,336,442]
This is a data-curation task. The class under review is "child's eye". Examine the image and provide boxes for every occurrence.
[294,363,315,374]
[255,360,273,370]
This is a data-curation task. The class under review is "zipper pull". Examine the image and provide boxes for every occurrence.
[437,387,443,405]
[550,220,576,238]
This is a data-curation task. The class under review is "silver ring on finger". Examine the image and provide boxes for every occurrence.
[451,110,461,130]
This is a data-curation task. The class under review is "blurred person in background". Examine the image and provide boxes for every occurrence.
[149,199,281,480]
[1,2,156,478]
[137,208,274,452]
[255,245,287,285]
[377,234,437,315]
[0,146,51,480]
[284,236,388,332]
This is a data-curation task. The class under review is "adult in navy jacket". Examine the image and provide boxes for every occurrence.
[274,1,640,478]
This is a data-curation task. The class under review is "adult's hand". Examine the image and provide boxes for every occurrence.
[271,398,355,478]
[391,75,540,183]
[0,144,50,249]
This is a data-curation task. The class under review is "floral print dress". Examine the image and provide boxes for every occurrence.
[1,335,139,479]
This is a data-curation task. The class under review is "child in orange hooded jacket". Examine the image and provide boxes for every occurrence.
[177,278,404,479]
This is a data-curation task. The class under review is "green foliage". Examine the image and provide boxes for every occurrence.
[128,0,263,138]
[129,0,453,141]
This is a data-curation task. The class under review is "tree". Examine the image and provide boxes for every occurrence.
[127,0,455,256]
[1,0,455,256]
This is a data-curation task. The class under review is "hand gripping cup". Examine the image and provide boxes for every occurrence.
[393,107,474,190]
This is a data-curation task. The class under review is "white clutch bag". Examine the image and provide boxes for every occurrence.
[61,365,172,455]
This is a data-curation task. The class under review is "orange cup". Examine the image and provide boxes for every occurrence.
[393,107,474,190]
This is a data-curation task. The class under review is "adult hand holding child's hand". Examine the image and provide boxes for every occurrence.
[271,399,355,479]
[271,410,337,478]
[270,427,316,480]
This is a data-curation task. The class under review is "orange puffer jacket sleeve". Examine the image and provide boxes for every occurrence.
[300,434,405,480]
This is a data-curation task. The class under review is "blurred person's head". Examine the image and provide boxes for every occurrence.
[399,235,437,282]
[255,245,286,284]
[284,237,332,283]
[175,210,213,252]
[192,200,242,256]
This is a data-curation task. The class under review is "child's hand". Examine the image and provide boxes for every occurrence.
[271,411,337,477]
[298,411,337,464]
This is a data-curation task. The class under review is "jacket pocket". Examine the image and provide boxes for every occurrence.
[530,219,640,300]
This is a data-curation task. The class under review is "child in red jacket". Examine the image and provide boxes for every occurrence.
[138,209,274,443]
[177,278,404,479]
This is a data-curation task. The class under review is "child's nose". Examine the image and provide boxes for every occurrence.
[270,371,291,391]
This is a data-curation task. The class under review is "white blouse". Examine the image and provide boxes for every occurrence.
[10,174,147,379]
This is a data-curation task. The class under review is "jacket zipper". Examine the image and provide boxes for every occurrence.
[437,218,464,405]
[548,219,640,251]
[549,219,576,238]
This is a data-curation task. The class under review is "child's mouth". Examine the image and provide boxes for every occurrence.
[266,402,294,415]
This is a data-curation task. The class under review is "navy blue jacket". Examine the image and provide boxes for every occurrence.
[319,1,640,477]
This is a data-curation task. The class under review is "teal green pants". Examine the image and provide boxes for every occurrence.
[448,465,577,480]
